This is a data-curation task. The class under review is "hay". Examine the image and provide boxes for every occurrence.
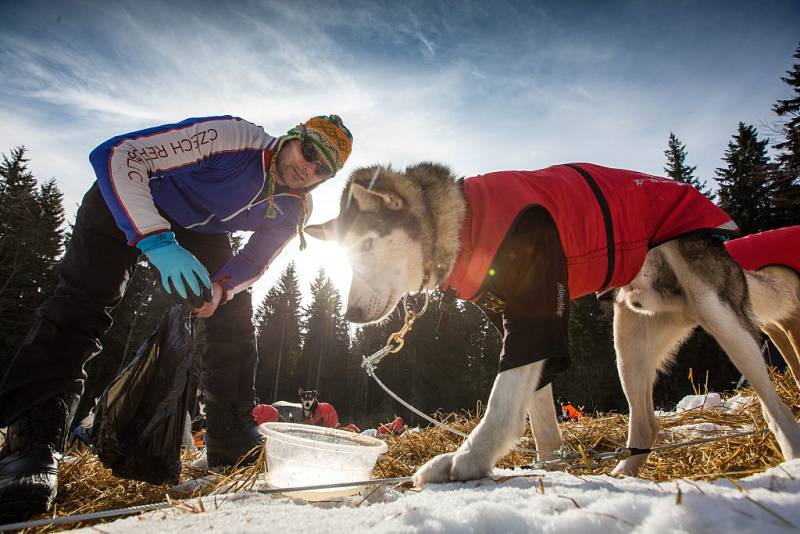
[22,446,267,532]
[375,370,799,481]
[15,370,800,532]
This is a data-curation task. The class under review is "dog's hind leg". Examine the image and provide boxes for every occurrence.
[413,361,543,486]
[527,382,562,461]
[665,239,800,462]
[696,303,800,460]
[763,318,800,391]
[611,303,694,476]
[747,266,800,390]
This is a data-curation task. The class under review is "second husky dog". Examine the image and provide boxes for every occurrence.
[306,162,800,484]
[726,226,800,387]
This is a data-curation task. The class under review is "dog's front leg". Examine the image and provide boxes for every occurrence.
[413,362,542,487]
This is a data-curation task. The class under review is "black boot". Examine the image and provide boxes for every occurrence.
[204,394,263,469]
[0,393,79,522]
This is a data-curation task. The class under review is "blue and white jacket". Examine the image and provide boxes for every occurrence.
[89,115,308,299]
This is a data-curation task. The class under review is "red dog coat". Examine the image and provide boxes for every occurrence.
[443,163,738,300]
[725,225,800,274]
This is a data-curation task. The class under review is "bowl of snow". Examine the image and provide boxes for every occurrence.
[260,422,388,500]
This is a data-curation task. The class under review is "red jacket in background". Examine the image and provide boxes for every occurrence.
[305,402,339,428]
[725,225,800,274]
[252,404,279,425]
[444,163,738,300]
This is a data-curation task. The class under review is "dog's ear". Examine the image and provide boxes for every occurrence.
[350,183,404,212]
[304,219,339,241]
[298,386,304,397]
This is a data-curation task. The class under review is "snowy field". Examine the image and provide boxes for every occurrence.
[71,459,800,534]
[0,392,782,533]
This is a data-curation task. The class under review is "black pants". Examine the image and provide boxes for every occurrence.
[0,184,258,426]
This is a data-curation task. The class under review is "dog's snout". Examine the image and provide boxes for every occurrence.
[345,307,365,323]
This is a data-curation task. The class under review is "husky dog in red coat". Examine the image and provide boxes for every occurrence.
[305,162,800,483]
[726,226,800,388]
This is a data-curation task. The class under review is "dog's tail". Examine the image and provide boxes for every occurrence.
[745,266,800,326]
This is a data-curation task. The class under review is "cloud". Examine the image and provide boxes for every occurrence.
[1,0,797,306]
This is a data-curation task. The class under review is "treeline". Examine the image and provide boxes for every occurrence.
[1,46,798,430]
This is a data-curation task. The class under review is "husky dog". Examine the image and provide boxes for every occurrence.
[305,162,800,485]
[725,226,800,388]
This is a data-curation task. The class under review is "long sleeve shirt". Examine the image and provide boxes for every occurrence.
[89,115,307,297]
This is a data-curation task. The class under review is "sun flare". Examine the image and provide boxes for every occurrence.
[304,239,354,302]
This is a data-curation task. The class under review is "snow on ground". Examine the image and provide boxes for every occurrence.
[63,393,798,533]
[72,459,800,534]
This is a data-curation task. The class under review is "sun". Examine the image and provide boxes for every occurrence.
[249,234,354,311]
[302,238,353,302]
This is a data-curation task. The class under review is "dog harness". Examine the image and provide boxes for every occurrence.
[443,163,738,301]
[724,225,800,274]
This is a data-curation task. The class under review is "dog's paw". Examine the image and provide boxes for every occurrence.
[413,451,492,487]
[450,450,492,481]
[413,452,456,487]
[611,459,641,477]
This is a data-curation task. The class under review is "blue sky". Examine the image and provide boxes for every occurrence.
[1,0,798,303]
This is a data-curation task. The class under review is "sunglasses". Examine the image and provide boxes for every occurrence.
[300,132,335,180]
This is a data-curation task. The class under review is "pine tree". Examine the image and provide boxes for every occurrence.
[664,132,713,199]
[32,179,65,295]
[294,269,350,415]
[254,262,302,402]
[770,43,800,226]
[715,123,776,234]
[0,147,65,359]
[349,304,406,427]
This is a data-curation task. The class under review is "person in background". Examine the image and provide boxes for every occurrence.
[0,114,353,520]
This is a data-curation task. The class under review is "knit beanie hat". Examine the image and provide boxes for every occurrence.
[285,114,353,174]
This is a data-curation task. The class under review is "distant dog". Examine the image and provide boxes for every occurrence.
[299,387,339,428]
[299,387,320,420]
[726,226,800,388]
[306,162,800,484]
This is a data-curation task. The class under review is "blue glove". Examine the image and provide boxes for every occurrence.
[136,232,212,307]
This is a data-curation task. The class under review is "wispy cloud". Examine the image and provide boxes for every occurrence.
[1,0,798,303]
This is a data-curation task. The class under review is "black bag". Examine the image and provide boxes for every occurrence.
[92,306,197,484]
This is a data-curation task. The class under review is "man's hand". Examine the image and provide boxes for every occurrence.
[194,282,224,318]
[137,232,212,307]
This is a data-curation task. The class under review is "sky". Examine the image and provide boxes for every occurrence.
[1,0,799,307]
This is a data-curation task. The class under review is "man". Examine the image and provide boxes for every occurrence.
[0,114,353,519]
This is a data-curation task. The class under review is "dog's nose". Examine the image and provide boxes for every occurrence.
[345,307,365,323]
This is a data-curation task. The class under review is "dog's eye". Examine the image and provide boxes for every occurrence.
[360,238,373,252]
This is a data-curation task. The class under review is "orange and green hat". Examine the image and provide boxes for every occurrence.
[286,114,353,174]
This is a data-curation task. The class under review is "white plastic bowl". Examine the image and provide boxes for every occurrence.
[260,422,388,500]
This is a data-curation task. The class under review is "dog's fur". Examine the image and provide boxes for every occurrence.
[305,162,800,484]
[747,265,800,387]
